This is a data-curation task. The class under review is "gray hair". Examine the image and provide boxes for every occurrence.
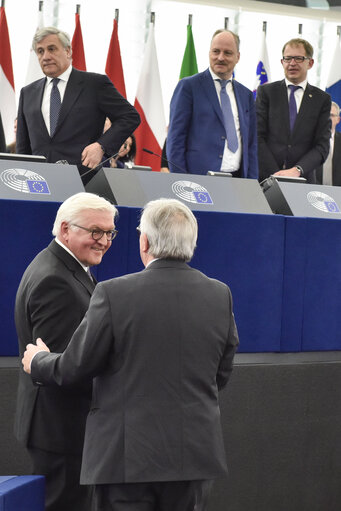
[139,198,198,262]
[52,192,117,237]
[32,26,71,52]
[332,101,340,116]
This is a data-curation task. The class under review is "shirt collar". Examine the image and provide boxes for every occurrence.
[46,64,72,85]
[285,78,307,90]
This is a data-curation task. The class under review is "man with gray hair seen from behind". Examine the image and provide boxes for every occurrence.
[15,192,118,511]
[16,26,140,184]
[22,198,239,511]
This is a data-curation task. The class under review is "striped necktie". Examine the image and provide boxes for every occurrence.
[219,79,238,153]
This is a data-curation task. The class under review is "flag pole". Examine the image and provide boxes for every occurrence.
[151,11,155,25]
[76,4,80,15]
[224,17,229,30]
[263,21,267,35]
[1,1,5,8]
[39,1,43,11]
[115,8,119,23]
[188,14,192,26]
[298,23,303,35]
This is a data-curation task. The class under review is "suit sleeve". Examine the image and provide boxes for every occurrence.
[27,274,89,354]
[245,90,259,179]
[94,75,140,156]
[167,79,192,173]
[16,90,32,155]
[31,283,113,386]
[216,287,239,390]
[0,113,6,152]
[295,92,331,176]
[256,84,281,179]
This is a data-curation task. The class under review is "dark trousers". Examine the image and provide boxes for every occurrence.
[27,446,93,511]
[93,480,213,511]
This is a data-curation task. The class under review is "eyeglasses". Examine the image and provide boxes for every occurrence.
[136,226,141,237]
[72,224,118,241]
[282,56,310,63]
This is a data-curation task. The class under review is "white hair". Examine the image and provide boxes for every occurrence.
[139,198,198,262]
[52,192,117,237]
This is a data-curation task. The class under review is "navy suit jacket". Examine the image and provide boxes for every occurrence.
[256,80,331,183]
[16,68,140,173]
[167,68,258,178]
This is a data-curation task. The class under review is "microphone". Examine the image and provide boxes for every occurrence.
[142,147,187,174]
[80,151,120,179]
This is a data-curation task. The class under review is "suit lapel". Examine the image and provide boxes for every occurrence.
[53,68,84,136]
[293,83,313,134]
[48,240,95,295]
[199,69,225,129]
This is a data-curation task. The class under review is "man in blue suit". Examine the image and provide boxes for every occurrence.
[167,29,258,178]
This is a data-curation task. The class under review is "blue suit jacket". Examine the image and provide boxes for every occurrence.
[167,68,258,178]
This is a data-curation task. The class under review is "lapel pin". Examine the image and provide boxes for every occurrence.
[309,94,312,98]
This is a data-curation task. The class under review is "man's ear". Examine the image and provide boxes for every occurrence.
[140,232,149,254]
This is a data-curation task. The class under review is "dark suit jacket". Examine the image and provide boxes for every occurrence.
[31,259,239,484]
[16,68,140,175]
[14,240,95,454]
[256,80,331,183]
[167,68,258,178]
[0,113,5,152]
[316,131,341,186]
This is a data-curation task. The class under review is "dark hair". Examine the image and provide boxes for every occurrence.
[119,134,137,163]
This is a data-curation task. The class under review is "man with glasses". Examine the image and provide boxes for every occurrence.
[256,38,331,183]
[14,192,117,511]
[22,198,239,511]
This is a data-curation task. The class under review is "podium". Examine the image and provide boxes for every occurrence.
[0,160,84,202]
[261,176,341,218]
[86,168,272,214]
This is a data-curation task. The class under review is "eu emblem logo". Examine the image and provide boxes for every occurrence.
[324,200,340,213]
[27,180,50,194]
[193,191,213,204]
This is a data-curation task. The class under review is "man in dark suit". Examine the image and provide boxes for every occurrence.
[256,38,331,183]
[16,27,140,183]
[22,198,239,511]
[15,192,118,511]
[167,29,258,178]
[316,101,341,186]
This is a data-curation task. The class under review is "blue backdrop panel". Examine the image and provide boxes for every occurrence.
[1,199,59,356]
[301,217,341,351]
[281,217,308,352]
[189,211,285,353]
[0,476,44,511]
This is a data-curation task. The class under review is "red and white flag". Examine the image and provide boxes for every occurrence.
[25,3,44,85]
[134,23,166,172]
[105,18,126,98]
[0,5,16,144]
[72,12,86,71]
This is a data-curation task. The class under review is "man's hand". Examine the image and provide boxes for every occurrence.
[273,167,300,177]
[22,338,50,374]
[81,142,104,169]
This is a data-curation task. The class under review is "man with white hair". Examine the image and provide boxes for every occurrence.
[22,198,239,511]
[15,192,118,511]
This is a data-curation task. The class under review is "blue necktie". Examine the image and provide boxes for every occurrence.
[288,84,301,132]
[219,79,238,153]
[50,78,61,137]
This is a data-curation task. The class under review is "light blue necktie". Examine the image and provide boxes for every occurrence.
[219,79,238,153]
[50,78,61,137]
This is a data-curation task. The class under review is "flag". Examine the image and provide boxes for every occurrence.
[0,6,16,145]
[72,12,86,71]
[105,18,126,98]
[326,38,341,133]
[179,24,198,79]
[134,23,166,172]
[25,5,44,85]
[253,31,271,99]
